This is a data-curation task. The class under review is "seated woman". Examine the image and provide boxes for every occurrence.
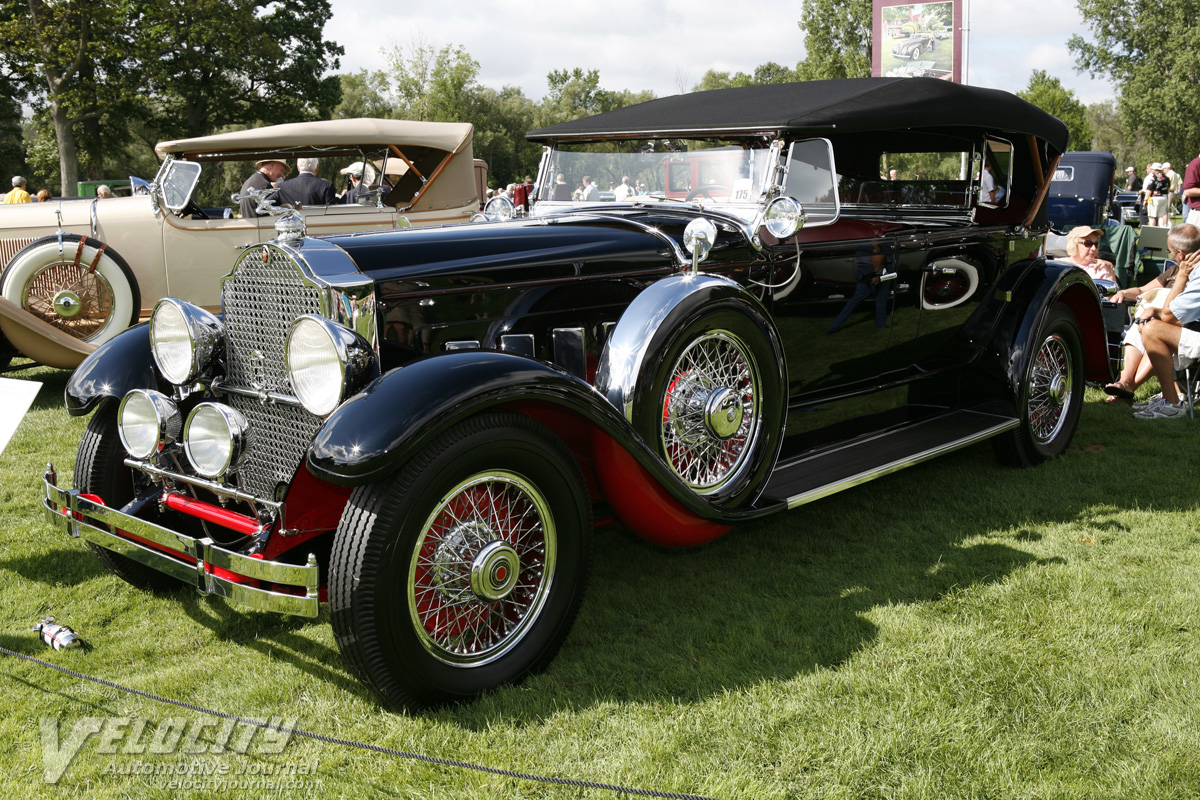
[1064,225,1118,282]
[1103,260,1182,400]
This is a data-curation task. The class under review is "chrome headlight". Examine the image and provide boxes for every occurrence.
[764,196,804,239]
[183,403,248,478]
[286,315,376,416]
[149,298,223,385]
[117,389,182,459]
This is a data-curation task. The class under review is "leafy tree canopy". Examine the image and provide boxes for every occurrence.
[1069,0,1200,169]
[795,0,871,81]
[1017,70,1092,152]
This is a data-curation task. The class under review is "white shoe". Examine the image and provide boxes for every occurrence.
[1133,397,1187,419]
[1132,392,1162,411]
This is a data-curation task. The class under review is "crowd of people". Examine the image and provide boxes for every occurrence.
[2,175,53,203]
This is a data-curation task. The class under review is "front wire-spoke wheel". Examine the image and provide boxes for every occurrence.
[410,471,555,665]
[330,412,591,709]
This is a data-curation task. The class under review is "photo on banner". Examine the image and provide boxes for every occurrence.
[872,0,962,83]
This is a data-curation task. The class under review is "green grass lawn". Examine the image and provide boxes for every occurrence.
[2,363,1198,799]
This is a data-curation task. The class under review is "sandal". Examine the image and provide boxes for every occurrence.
[1104,382,1135,400]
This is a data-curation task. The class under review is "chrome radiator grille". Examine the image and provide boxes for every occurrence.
[221,249,326,499]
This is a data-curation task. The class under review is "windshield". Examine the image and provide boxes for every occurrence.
[534,138,776,217]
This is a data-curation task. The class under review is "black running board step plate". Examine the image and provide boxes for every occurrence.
[761,409,1018,510]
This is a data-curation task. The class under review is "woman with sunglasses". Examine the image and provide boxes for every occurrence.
[1064,225,1118,283]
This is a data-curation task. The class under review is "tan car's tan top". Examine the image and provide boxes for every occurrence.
[155,119,474,158]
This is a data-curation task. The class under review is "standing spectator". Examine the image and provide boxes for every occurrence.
[550,173,572,201]
[1164,162,1183,218]
[1143,163,1170,226]
[3,176,31,203]
[270,158,335,208]
[511,176,535,212]
[1182,153,1200,226]
[1124,166,1139,192]
[613,176,633,202]
[581,176,599,202]
[239,158,289,218]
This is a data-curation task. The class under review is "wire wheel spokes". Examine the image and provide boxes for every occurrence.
[22,261,115,339]
[1028,333,1072,444]
[408,471,556,665]
[660,330,760,491]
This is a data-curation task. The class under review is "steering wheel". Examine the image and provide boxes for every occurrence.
[685,184,730,202]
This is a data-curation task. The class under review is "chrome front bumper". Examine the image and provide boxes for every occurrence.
[42,465,319,618]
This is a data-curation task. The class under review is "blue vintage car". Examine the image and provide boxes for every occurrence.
[42,78,1109,709]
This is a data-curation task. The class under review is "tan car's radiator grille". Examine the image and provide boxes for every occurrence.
[221,250,325,499]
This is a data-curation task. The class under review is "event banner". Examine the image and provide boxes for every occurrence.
[872,0,963,83]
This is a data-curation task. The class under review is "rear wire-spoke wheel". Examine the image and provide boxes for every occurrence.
[1,234,139,345]
[994,305,1084,466]
[660,330,761,491]
[330,412,591,710]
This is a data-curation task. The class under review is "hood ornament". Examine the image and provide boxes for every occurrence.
[231,187,306,241]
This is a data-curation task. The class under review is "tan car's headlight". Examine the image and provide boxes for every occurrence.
[117,389,182,459]
[286,315,376,416]
[150,298,223,385]
[183,403,248,478]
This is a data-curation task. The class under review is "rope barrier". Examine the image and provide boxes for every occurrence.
[2,645,731,800]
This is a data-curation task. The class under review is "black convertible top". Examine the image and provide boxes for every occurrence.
[527,78,1069,153]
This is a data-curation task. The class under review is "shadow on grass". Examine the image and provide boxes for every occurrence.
[446,401,1200,725]
[0,546,107,587]
[176,596,366,698]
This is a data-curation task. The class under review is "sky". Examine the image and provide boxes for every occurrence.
[324,0,1115,106]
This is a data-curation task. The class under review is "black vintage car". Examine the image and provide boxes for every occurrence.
[42,78,1110,709]
[1047,150,1119,230]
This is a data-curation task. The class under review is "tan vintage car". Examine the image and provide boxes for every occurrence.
[0,118,486,368]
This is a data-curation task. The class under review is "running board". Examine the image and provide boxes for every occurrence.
[762,409,1018,510]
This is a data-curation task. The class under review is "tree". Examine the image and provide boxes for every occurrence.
[534,68,652,129]
[334,70,396,119]
[692,62,798,92]
[795,0,872,81]
[1069,0,1200,168]
[0,0,136,194]
[134,0,344,140]
[385,37,480,123]
[1017,70,1093,152]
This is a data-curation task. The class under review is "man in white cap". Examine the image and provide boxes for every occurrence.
[339,162,370,205]
[3,176,30,203]
[238,157,289,218]
[1124,166,1138,192]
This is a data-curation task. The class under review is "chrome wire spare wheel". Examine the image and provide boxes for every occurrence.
[660,329,761,491]
[1027,332,1073,445]
[23,260,115,339]
[409,471,556,665]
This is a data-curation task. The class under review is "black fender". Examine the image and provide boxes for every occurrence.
[982,258,1109,407]
[64,323,158,416]
[594,271,787,509]
[305,350,778,527]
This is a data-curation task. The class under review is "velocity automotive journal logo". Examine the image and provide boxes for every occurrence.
[40,715,306,785]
